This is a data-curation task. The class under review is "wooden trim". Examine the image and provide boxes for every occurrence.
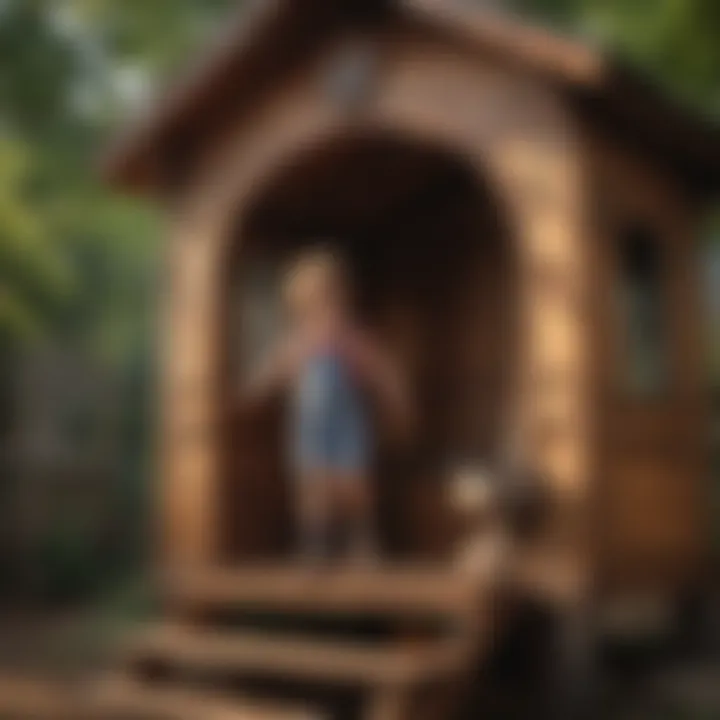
[100,0,342,191]
[404,0,605,85]
[164,565,486,619]
[97,675,322,720]
[100,0,269,189]
[124,622,468,687]
[101,0,720,196]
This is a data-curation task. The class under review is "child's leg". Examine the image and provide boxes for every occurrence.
[296,471,332,562]
[335,472,377,560]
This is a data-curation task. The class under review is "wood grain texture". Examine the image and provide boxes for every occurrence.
[124,623,468,687]
[157,21,591,588]
[584,130,708,594]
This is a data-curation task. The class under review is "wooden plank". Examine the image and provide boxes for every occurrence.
[0,676,83,719]
[165,565,484,619]
[406,0,605,84]
[365,687,412,720]
[95,675,323,720]
[125,623,467,688]
[587,130,708,593]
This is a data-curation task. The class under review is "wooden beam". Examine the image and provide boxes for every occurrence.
[164,565,486,620]
[124,623,469,687]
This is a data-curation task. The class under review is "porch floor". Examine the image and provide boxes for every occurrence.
[164,564,489,621]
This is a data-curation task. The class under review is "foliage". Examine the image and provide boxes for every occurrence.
[0,0,236,350]
[0,0,236,598]
[516,0,720,115]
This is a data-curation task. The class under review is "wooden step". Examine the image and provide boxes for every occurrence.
[165,565,485,621]
[0,675,83,719]
[125,623,467,688]
[95,674,323,720]
[0,674,320,720]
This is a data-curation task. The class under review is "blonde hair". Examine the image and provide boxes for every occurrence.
[282,245,350,307]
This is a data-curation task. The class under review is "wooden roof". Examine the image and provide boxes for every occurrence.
[102,0,720,198]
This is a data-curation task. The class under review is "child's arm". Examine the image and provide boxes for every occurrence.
[239,335,304,407]
[351,330,414,440]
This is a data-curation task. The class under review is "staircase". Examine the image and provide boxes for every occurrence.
[95,565,494,720]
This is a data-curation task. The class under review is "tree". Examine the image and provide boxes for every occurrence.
[515,0,720,114]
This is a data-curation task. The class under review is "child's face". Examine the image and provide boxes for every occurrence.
[285,259,348,329]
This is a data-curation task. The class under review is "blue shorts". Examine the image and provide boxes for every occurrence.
[291,353,370,475]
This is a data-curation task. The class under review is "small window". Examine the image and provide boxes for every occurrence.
[617,225,669,396]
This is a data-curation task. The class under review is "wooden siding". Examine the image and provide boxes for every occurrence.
[158,22,591,590]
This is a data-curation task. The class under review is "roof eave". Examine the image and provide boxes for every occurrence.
[101,0,720,200]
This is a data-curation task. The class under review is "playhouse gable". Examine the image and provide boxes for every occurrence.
[102,0,593,192]
[103,0,720,198]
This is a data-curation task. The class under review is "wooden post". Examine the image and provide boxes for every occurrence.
[158,201,226,575]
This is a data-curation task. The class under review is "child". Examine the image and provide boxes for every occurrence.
[243,247,411,563]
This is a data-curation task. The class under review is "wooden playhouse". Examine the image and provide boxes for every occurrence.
[99,0,720,717]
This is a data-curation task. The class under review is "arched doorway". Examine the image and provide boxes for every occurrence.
[218,132,518,562]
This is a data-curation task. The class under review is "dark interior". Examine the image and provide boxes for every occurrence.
[219,132,517,562]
